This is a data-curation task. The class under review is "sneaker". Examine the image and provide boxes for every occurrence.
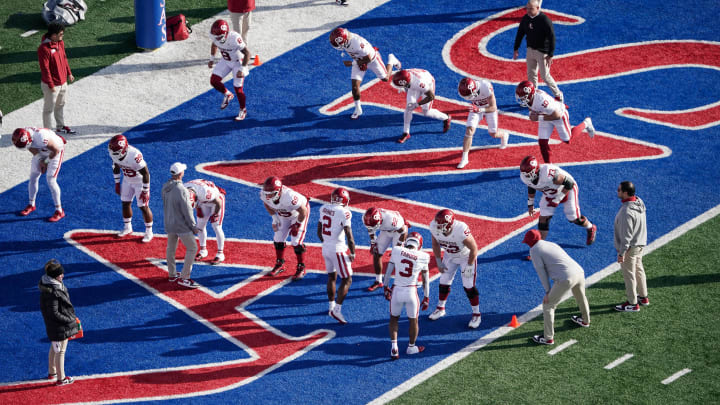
[48,373,57,380]
[614,301,640,312]
[584,118,595,138]
[55,376,74,386]
[56,126,76,135]
[330,307,347,324]
[48,210,65,222]
[443,116,452,133]
[234,109,247,121]
[387,53,401,70]
[367,281,384,292]
[178,278,200,288]
[19,204,36,216]
[390,347,399,360]
[268,259,285,276]
[468,313,482,329]
[220,92,234,110]
[211,253,225,265]
[532,335,554,345]
[397,133,411,144]
[141,231,153,243]
[638,296,650,306]
[457,157,469,169]
[586,224,597,245]
[196,249,208,260]
[570,315,589,327]
[118,228,133,238]
[406,345,425,355]
[292,263,306,281]
[428,307,446,320]
[499,131,509,149]
[168,275,180,282]
[350,106,363,120]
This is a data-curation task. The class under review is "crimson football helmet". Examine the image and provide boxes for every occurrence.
[515,80,535,107]
[108,134,129,159]
[330,187,350,206]
[391,70,412,91]
[520,155,540,183]
[435,209,455,235]
[262,176,283,201]
[211,19,230,43]
[329,28,349,50]
[458,77,481,101]
[363,207,383,231]
[12,128,32,149]
[405,231,423,250]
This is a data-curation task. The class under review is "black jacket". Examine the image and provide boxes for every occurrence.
[39,276,78,341]
[514,12,555,57]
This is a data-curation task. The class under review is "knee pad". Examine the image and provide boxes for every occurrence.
[464,287,479,299]
[537,220,550,231]
[293,244,306,255]
[274,242,285,251]
[439,284,450,295]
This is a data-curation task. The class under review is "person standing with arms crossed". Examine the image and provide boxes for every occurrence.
[614,181,648,312]
[513,0,563,102]
[38,22,76,135]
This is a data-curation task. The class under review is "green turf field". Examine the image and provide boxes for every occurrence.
[393,214,720,404]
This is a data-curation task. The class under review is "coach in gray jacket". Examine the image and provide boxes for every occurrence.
[163,162,200,288]
[613,181,648,312]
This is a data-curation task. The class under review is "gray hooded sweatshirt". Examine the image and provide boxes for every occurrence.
[162,179,196,234]
[614,196,647,255]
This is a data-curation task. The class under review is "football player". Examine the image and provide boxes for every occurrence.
[429,209,482,329]
[108,135,154,242]
[261,176,310,280]
[208,19,252,121]
[363,207,408,292]
[515,80,595,163]
[520,155,597,251]
[390,69,452,144]
[185,179,227,265]
[456,77,509,169]
[12,127,66,222]
[329,27,401,120]
[383,232,430,360]
[317,187,356,324]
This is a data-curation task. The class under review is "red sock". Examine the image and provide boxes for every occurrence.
[235,86,246,109]
[539,139,551,163]
[571,121,586,138]
[275,248,284,261]
[210,74,227,94]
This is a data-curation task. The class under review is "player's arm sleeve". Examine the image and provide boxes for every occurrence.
[383,260,395,287]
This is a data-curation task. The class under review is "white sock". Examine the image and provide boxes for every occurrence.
[376,274,383,283]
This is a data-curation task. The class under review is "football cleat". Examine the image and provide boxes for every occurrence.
[350,106,363,120]
[428,307,446,320]
[468,313,482,329]
[178,278,200,288]
[406,345,425,355]
[19,204,36,216]
[586,224,597,245]
[571,315,590,327]
[387,53,401,70]
[196,249,208,260]
[141,231,153,243]
[234,109,247,121]
[390,348,399,360]
[499,131,509,149]
[367,281,384,292]
[532,335,554,345]
[292,263,306,281]
[443,116,452,133]
[457,157,469,169]
[268,259,285,276]
[211,253,225,265]
[330,307,347,324]
[584,117,595,138]
[220,93,234,110]
[396,133,411,144]
[48,210,65,222]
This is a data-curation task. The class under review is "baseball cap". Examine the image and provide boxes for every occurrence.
[170,162,187,175]
[522,229,541,247]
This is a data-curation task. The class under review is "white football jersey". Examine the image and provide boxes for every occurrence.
[111,145,147,183]
[375,209,405,233]
[430,219,472,258]
[345,33,375,60]
[467,79,494,108]
[520,164,574,199]
[318,203,352,252]
[530,88,564,116]
[28,128,64,157]
[406,69,435,95]
[260,186,307,218]
[388,246,430,287]
[185,179,221,204]
[211,31,246,63]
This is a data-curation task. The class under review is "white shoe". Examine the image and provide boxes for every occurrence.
[234,109,247,121]
[220,93,234,110]
[499,131,509,149]
[141,231,153,243]
[351,107,363,120]
[117,228,132,238]
[387,53,401,70]
[195,249,208,260]
[457,157,469,169]
[406,345,425,355]
[584,118,595,138]
[428,307,446,320]
[468,313,482,329]
[211,253,225,265]
[330,307,347,324]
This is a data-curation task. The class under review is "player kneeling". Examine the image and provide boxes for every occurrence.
[383,232,430,360]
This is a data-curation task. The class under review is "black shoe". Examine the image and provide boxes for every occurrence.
[292,263,306,280]
[268,259,285,276]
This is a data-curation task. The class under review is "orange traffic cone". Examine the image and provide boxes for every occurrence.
[509,314,520,328]
[252,54,261,66]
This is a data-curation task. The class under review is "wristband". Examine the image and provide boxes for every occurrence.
[477,107,486,114]
[527,197,534,206]
[142,183,150,192]
[113,173,122,184]
[537,115,544,121]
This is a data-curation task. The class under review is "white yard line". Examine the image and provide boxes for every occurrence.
[604,353,634,370]
[547,339,577,355]
[661,368,692,385]
[0,0,389,193]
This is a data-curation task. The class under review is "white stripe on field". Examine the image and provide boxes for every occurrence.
[661,368,692,385]
[604,353,634,369]
[548,339,577,355]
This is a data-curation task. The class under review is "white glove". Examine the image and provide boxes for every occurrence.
[407,102,419,110]
[241,66,250,77]
[436,261,447,273]
[461,262,475,277]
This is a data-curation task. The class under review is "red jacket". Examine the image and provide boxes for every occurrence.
[38,34,72,88]
[228,0,255,13]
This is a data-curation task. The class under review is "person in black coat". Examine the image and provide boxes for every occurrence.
[39,259,78,386]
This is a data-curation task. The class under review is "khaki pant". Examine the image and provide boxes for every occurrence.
[42,82,68,129]
[230,11,251,45]
[621,246,647,305]
[48,339,68,381]
[166,232,198,280]
[543,273,590,340]
[526,47,561,99]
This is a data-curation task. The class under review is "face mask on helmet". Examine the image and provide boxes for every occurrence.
[12,128,32,149]
[458,78,479,101]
